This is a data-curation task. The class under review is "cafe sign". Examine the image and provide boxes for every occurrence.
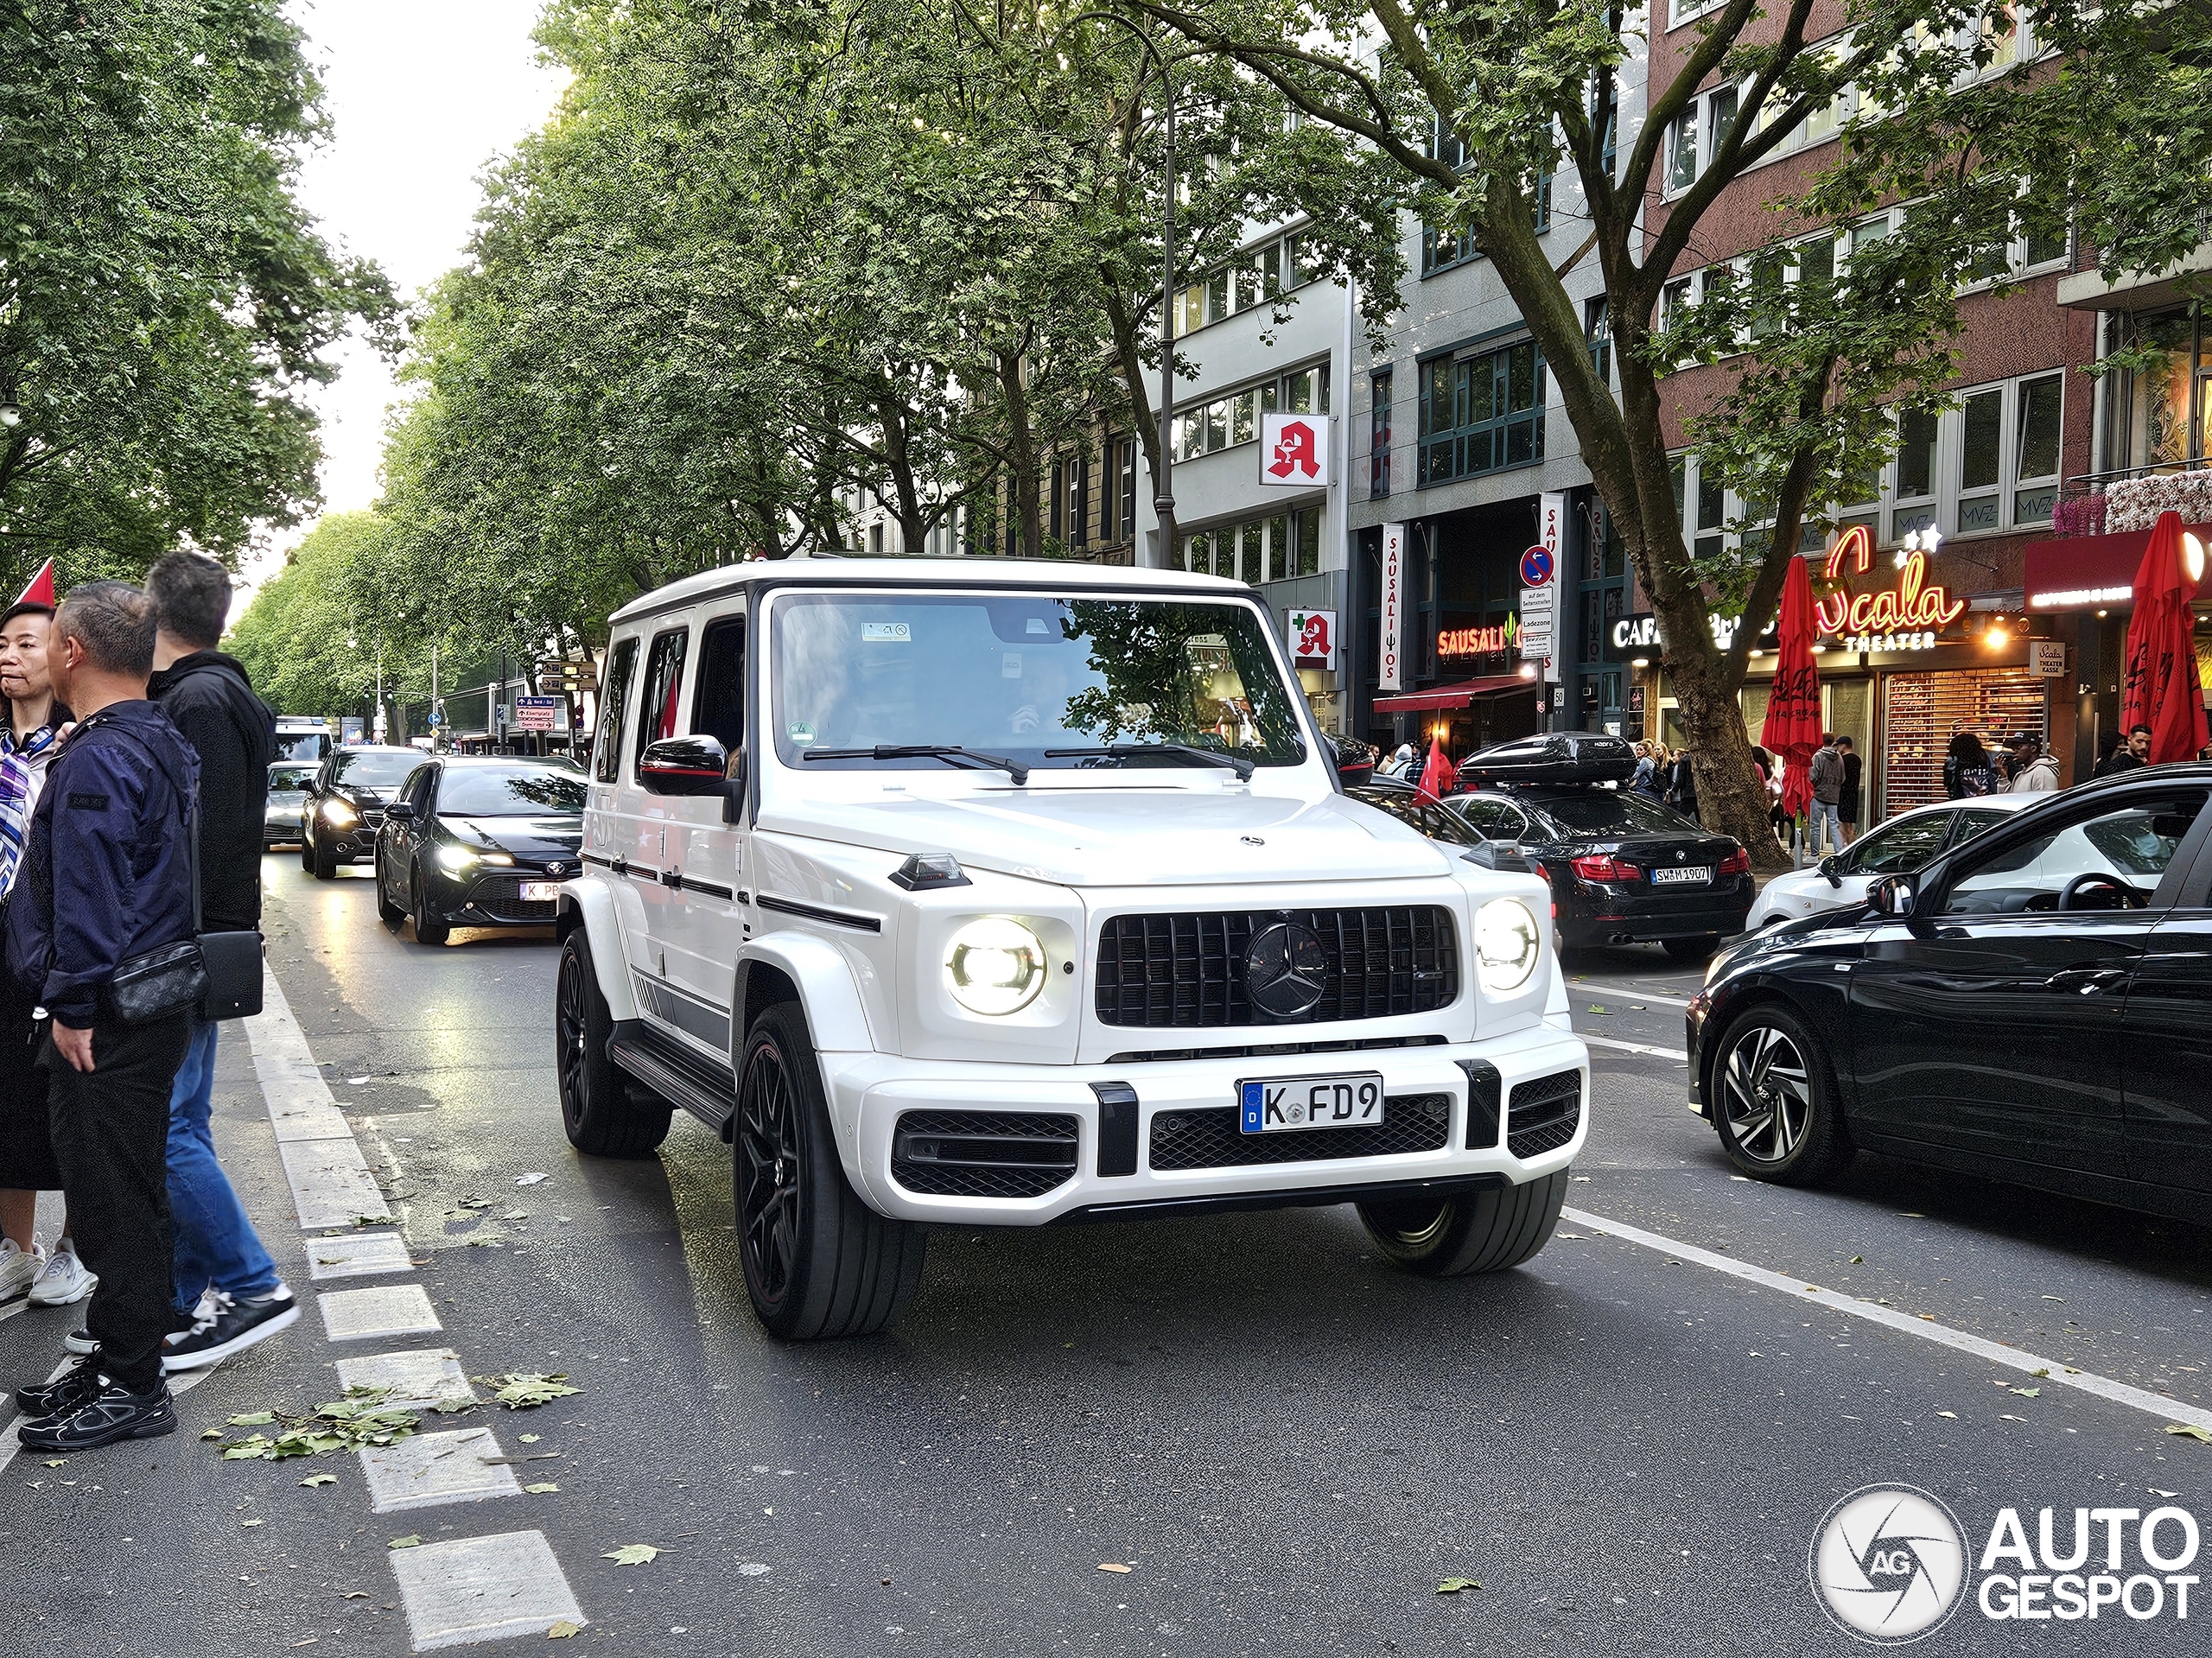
[1815,524,1965,653]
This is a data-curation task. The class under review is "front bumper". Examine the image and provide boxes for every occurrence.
[820,1023,1589,1225]
[429,867,563,928]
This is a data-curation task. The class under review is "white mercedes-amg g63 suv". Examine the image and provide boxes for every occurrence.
[554,557,1587,1337]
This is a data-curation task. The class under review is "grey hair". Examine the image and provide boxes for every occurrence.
[55,581,157,677]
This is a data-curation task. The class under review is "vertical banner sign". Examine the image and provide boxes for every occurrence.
[1537,492,1567,562]
[1378,524,1406,692]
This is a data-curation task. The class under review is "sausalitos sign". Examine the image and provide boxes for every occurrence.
[1438,615,1521,657]
[1815,524,1966,653]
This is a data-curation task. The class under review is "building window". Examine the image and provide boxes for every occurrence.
[1370,370,1393,499]
[1585,296,1611,384]
[1173,226,1323,338]
[1169,365,1329,463]
[1120,439,1138,541]
[1179,508,1323,585]
[1418,341,1546,488]
[1421,220,1478,276]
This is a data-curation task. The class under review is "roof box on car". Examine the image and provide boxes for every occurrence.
[1458,731,1638,785]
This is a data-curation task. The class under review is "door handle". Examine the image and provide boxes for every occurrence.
[2044,967,2130,994]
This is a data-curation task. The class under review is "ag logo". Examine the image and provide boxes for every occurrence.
[1809,1484,1969,1643]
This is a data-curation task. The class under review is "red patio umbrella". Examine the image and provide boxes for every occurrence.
[1759,554,1823,818]
[2121,511,2210,765]
[1414,736,1455,803]
[11,558,54,609]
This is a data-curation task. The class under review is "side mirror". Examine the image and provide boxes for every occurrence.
[1871,873,1916,918]
[384,801,416,822]
[1321,733,1372,791]
[1462,842,1535,873]
[1818,854,1840,888]
[639,734,730,797]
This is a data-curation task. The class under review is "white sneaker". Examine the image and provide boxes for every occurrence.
[0,1237,44,1303]
[29,1241,96,1307]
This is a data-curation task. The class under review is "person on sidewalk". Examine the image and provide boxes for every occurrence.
[0,600,93,1309]
[2008,734,2061,792]
[7,582,198,1451]
[1808,734,1846,856]
[143,549,293,1371]
[1836,736,1863,846]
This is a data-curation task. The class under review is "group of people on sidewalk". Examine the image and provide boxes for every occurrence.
[0,556,291,1452]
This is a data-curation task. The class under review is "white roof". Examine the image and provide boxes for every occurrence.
[607,556,1247,627]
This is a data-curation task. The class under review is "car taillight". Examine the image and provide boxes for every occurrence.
[1570,853,1640,883]
[1718,848,1751,875]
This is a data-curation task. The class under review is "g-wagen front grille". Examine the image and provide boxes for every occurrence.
[890,1110,1080,1199]
[1506,1070,1582,1159]
[1094,907,1458,1028]
[1147,1094,1452,1171]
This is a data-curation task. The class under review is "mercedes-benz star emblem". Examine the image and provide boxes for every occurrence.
[1243,922,1328,1018]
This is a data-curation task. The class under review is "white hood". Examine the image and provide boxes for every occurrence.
[760,786,1456,886]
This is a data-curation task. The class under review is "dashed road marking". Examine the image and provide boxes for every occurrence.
[276,1139,391,1229]
[1564,1206,2212,1432]
[388,1529,586,1650]
[308,1229,415,1280]
[1568,981,1696,1008]
[320,1282,442,1342]
[362,1426,519,1513]
[1580,1033,1690,1062]
[334,1347,476,1412]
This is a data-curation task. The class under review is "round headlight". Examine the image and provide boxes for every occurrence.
[944,918,1048,1016]
[1473,898,1541,994]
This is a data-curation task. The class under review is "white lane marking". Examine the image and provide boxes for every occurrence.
[1569,981,1696,1008]
[388,1529,586,1650]
[247,982,391,1227]
[1563,1206,2212,1432]
[334,1348,477,1413]
[276,1140,391,1229]
[308,1230,414,1280]
[1580,1033,1690,1062]
[320,1283,442,1342]
[362,1426,519,1514]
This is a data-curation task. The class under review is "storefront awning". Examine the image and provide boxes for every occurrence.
[1371,673,1535,714]
[2024,523,2212,610]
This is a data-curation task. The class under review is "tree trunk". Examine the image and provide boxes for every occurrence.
[996,349,1043,557]
[874,384,929,556]
[1101,283,1175,562]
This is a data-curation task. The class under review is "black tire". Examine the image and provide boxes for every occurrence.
[1357,1170,1568,1276]
[300,830,315,873]
[410,867,451,946]
[311,830,338,881]
[375,849,406,926]
[1709,1002,1854,1185]
[1663,934,1719,963]
[734,1001,925,1340]
[555,931,671,1157]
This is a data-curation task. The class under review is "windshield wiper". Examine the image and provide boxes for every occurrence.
[801,744,1029,785]
[1044,743,1257,781]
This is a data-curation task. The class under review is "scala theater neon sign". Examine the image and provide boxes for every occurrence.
[1814,524,1966,652]
[1437,614,1521,657]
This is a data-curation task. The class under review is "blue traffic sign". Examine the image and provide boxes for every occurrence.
[1519,545,1555,588]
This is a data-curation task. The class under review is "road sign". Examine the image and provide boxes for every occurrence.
[1519,582,1554,658]
[1259,412,1330,487]
[515,696,568,733]
[1519,544,1555,588]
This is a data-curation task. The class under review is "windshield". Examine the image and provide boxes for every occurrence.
[770,592,1307,773]
[269,765,315,792]
[273,732,327,763]
[327,750,420,790]
[436,766,588,816]
[1529,788,1699,837]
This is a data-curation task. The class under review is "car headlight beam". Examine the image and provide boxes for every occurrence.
[321,798,359,827]
[944,918,1048,1016]
[1473,898,1541,994]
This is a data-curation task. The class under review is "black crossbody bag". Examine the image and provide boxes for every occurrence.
[86,719,264,1025]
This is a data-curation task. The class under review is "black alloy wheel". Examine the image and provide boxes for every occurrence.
[1357,1171,1569,1275]
[1711,1004,1854,1185]
[733,1002,924,1340]
[554,931,669,1157]
[410,865,451,947]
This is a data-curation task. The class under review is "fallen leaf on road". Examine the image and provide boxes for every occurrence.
[1096,1563,1131,1574]
[1586,1004,1609,1014]
[603,1544,661,1566]
[340,1592,368,1600]
[346,1077,368,1085]
[1918,1313,1936,1322]
[1936,1411,1958,1419]
[524,1482,559,1493]
[388,1536,422,1550]
[519,1433,541,1445]
[546,1622,582,1640]
[1999,1413,2027,1422]
[2030,1368,2050,1377]
[479,1374,584,1409]
[300,1474,338,1488]
[200,1428,222,1441]
[517,1173,549,1186]
[1630,1004,1646,1011]
[2008,1388,2040,1398]
[290,1640,317,1648]
[2152,1489,2180,1498]
[1849,1256,1862,1263]
[227,1413,276,1427]
[1436,1579,1482,1594]
[241,1518,264,1528]
[2164,1424,2212,1443]
[41,1459,64,1468]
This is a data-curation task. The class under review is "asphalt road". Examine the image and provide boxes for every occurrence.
[2,855,2209,1656]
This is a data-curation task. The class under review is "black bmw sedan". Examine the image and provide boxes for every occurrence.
[301,746,426,879]
[372,757,586,945]
[1686,765,2212,1222]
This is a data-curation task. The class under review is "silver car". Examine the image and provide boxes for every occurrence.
[264,760,315,849]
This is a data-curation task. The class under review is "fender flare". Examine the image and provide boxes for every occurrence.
[555,884,637,1022]
[732,931,877,1055]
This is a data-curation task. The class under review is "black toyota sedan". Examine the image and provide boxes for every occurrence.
[372,756,586,945]
[301,746,426,879]
[1350,772,1751,962]
[1686,765,2212,1222]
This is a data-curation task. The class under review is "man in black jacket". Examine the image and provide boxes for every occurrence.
[142,551,295,1370]
[6,582,199,1449]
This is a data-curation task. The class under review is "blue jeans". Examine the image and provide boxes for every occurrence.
[1809,799,1843,856]
[168,1021,280,1309]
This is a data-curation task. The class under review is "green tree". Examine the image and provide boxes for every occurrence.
[227,512,422,719]
[0,0,393,585]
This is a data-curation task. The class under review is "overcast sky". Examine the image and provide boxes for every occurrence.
[245,1,567,594]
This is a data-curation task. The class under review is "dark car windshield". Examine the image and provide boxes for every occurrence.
[269,765,315,792]
[1527,788,1699,837]
[436,766,588,816]
[327,750,421,790]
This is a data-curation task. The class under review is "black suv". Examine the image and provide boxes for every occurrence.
[301,746,424,880]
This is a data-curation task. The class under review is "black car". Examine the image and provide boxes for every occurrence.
[372,756,586,945]
[301,746,425,879]
[1351,770,1751,962]
[1686,765,2212,1223]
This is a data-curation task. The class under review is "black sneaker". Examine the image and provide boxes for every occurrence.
[16,1381,175,1449]
[15,1353,105,1421]
[161,1285,299,1373]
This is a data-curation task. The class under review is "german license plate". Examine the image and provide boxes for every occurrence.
[1650,866,1710,885]
[1237,1073,1384,1134]
[519,880,560,900]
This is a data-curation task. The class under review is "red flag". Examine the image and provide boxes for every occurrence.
[2120,511,2210,765]
[1414,737,1455,803]
[12,558,54,609]
[1759,555,1823,818]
